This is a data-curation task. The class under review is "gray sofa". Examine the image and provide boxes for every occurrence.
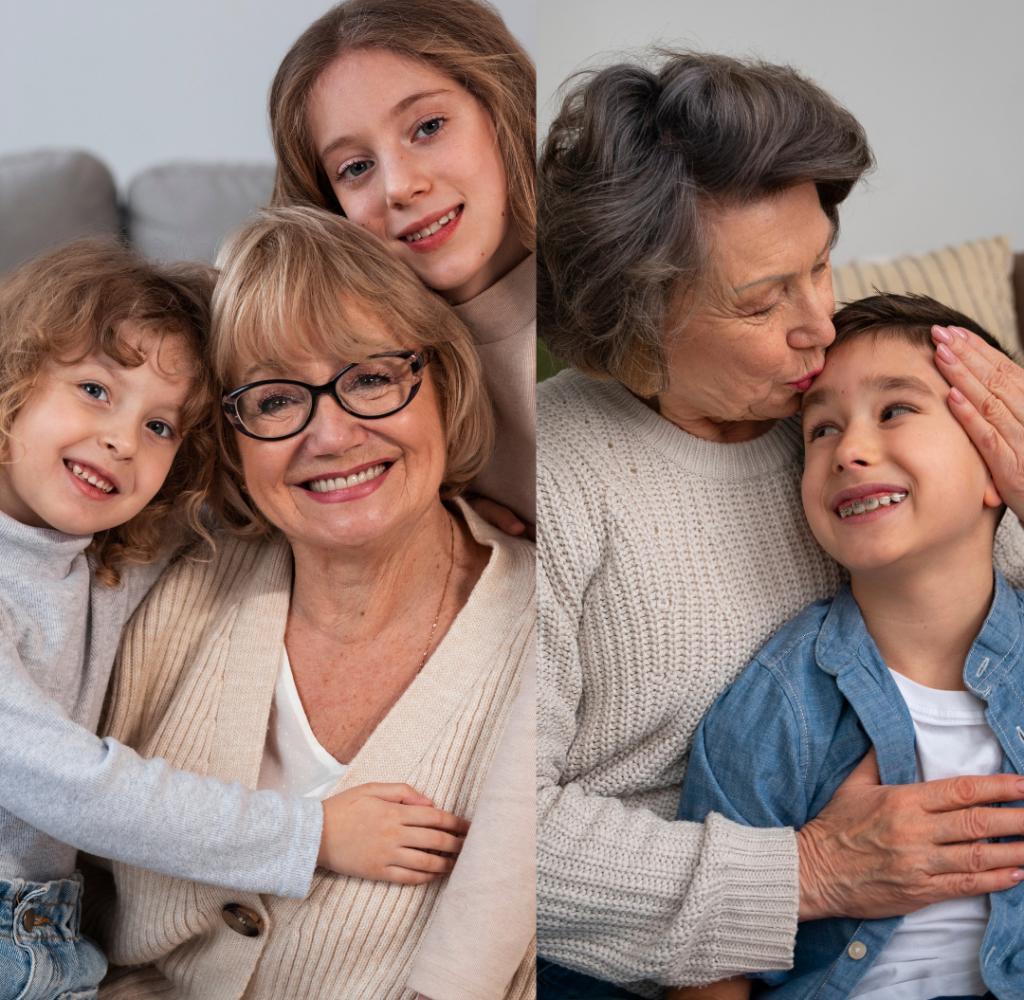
[0,149,275,275]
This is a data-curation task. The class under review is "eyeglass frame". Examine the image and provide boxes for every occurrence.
[222,350,428,441]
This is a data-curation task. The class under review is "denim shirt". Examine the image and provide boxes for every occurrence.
[677,570,1024,1000]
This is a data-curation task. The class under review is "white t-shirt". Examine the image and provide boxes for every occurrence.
[850,669,1002,1000]
[256,646,347,799]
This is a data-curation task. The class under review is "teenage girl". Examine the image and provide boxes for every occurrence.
[269,0,536,529]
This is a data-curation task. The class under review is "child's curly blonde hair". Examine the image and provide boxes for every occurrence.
[0,238,219,585]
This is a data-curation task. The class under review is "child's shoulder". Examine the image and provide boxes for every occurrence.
[709,595,851,741]
[749,596,834,676]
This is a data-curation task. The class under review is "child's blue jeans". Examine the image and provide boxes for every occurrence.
[0,872,106,1000]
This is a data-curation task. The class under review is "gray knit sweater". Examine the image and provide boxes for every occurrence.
[0,511,321,897]
[536,369,1024,995]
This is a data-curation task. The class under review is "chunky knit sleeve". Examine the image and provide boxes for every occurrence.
[537,554,800,990]
[536,372,803,991]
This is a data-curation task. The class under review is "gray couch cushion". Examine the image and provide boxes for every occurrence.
[127,163,276,263]
[0,150,120,276]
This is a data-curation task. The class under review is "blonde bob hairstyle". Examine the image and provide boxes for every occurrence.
[210,205,494,538]
[0,238,217,585]
[268,0,535,254]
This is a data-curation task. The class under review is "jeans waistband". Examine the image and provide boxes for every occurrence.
[0,872,85,938]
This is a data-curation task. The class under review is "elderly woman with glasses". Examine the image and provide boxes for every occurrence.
[86,206,535,1000]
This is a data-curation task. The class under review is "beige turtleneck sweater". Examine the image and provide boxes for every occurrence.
[88,504,536,1000]
[453,253,536,526]
[536,369,1024,997]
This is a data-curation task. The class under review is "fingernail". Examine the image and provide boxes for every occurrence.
[950,387,966,404]
[1016,779,1024,792]
[954,326,969,340]
[932,326,953,344]
[936,344,957,364]
[1013,870,1024,881]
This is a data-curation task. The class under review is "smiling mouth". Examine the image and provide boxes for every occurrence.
[65,460,116,494]
[302,463,389,493]
[837,491,907,518]
[400,206,462,243]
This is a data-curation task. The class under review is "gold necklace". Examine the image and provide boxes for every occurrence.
[417,513,455,673]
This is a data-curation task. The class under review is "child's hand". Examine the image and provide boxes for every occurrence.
[317,782,469,884]
[467,496,535,540]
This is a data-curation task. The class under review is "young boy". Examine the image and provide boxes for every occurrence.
[672,293,1024,1000]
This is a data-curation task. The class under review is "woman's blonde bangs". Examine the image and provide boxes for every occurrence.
[211,207,494,535]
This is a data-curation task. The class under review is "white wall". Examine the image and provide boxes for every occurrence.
[538,0,1024,265]
[0,0,535,190]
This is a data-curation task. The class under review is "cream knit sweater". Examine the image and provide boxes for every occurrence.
[537,369,1024,997]
[89,504,536,1000]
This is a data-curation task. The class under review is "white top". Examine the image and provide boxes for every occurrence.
[851,669,1003,1000]
[257,646,347,800]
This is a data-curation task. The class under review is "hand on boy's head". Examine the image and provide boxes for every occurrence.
[0,327,194,536]
[932,323,1024,524]
[799,336,1003,574]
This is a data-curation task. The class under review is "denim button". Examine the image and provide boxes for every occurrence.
[22,908,36,932]
[222,903,263,937]
[848,941,867,960]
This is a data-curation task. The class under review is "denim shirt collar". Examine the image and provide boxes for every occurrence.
[812,569,1023,785]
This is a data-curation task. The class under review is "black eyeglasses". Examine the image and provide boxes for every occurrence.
[222,351,427,441]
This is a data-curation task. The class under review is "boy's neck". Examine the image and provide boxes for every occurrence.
[849,536,995,692]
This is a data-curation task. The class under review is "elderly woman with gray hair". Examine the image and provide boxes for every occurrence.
[537,51,1024,999]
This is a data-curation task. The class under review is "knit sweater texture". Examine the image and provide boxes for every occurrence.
[0,509,320,897]
[536,369,1024,996]
[453,252,536,525]
[89,502,536,1000]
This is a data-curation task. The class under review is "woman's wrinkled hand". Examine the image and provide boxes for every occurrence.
[467,496,535,540]
[932,325,1024,520]
[318,782,469,884]
[796,748,1024,922]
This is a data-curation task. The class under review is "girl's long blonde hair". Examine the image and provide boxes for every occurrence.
[269,0,535,254]
[0,238,218,585]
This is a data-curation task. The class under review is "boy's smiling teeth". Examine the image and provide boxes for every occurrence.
[66,461,115,494]
[838,492,907,518]
[306,463,387,493]
[402,207,461,242]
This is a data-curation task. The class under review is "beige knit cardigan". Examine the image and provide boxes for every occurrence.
[89,505,536,1000]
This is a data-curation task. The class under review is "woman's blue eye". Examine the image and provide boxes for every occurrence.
[339,159,373,181]
[81,382,109,402]
[147,420,175,440]
[415,117,445,139]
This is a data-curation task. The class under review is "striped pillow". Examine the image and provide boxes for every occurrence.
[832,235,1020,354]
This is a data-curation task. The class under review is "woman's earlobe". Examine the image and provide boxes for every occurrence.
[984,478,1004,508]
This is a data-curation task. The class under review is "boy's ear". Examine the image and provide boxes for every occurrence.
[983,475,1004,509]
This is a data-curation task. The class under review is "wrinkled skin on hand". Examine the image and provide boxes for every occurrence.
[796,748,1024,921]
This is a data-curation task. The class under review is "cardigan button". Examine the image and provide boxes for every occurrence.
[848,941,867,960]
[222,903,264,937]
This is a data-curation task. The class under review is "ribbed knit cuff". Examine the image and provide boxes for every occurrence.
[668,812,799,984]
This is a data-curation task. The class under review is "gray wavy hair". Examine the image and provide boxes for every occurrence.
[538,50,875,396]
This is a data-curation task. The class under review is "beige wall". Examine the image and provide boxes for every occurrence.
[538,0,1024,266]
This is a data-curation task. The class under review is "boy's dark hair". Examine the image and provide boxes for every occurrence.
[831,292,1011,359]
